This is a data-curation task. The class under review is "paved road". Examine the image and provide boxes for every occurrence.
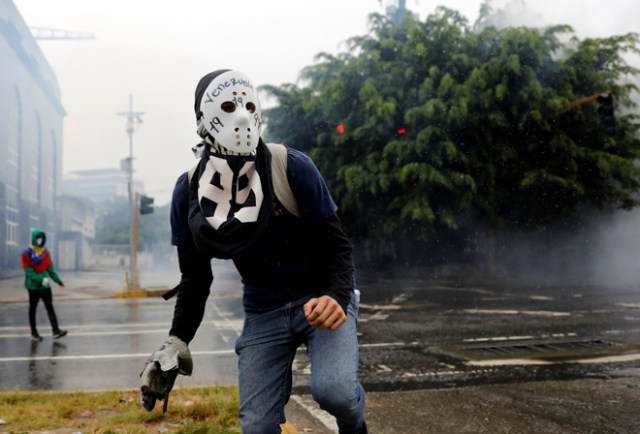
[352,273,640,391]
[0,263,243,391]
[1,266,640,433]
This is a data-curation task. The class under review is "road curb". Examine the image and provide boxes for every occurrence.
[111,288,169,299]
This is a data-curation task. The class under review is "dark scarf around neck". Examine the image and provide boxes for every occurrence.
[187,138,274,259]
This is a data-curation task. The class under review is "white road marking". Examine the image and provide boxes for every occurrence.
[292,359,311,375]
[468,358,555,366]
[617,303,640,309]
[529,295,554,301]
[0,319,241,339]
[360,341,420,348]
[466,352,640,367]
[376,364,392,373]
[463,335,535,342]
[359,312,389,322]
[207,299,243,339]
[462,332,579,343]
[0,322,171,331]
[358,304,401,310]
[0,349,235,363]
[359,293,406,323]
[464,309,571,317]
[601,328,640,335]
[0,341,419,364]
[0,329,169,338]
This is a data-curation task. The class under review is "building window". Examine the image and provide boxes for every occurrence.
[6,222,18,247]
[5,86,22,247]
[46,130,57,210]
[33,112,42,202]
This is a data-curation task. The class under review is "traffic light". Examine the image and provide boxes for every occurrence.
[139,195,154,215]
[336,124,345,134]
[597,93,615,135]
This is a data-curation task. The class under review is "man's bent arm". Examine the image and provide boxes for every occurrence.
[169,244,213,344]
[319,214,355,314]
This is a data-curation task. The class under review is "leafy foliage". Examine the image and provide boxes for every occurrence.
[262,5,640,253]
[95,197,170,250]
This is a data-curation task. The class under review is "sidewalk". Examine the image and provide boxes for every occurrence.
[2,269,639,433]
[0,269,135,303]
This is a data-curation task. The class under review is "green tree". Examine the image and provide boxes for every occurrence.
[95,198,130,245]
[94,197,170,250]
[262,5,640,270]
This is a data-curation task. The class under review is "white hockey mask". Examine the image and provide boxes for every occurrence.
[198,70,263,153]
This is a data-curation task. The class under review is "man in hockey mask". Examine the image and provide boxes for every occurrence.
[140,69,367,434]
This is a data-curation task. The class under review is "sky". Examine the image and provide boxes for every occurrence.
[12,0,639,205]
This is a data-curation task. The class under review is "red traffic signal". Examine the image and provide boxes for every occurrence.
[336,124,345,134]
[397,127,406,135]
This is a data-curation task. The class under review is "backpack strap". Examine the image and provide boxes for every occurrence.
[267,143,300,217]
[187,163,198,184]
[187,144,300,218]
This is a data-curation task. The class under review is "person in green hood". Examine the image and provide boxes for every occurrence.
[20,229,67,341]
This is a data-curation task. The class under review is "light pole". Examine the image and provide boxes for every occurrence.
[117,95,144,288]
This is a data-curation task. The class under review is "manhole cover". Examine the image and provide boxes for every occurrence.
[438,338,640,362]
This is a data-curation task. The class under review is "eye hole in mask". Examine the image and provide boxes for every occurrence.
[220,100,257,114]
[221,101,236,113]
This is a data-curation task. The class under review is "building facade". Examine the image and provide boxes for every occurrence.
[63,168,145,205]
[58,193,95,270]
[0,0,65,270]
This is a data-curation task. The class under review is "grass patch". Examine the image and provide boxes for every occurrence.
[0,385,240,433]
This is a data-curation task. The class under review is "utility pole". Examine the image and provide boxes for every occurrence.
[133,192,140,288]
[117,95,144,289]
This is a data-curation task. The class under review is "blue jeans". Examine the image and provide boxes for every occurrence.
[235,290,366,434]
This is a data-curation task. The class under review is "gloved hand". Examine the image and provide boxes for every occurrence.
[41,277,50,287]
[140,336,193,412]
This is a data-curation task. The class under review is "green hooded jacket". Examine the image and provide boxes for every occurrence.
[20,229,63,290]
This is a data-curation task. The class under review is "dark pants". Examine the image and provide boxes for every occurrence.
[28,288,59,335]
